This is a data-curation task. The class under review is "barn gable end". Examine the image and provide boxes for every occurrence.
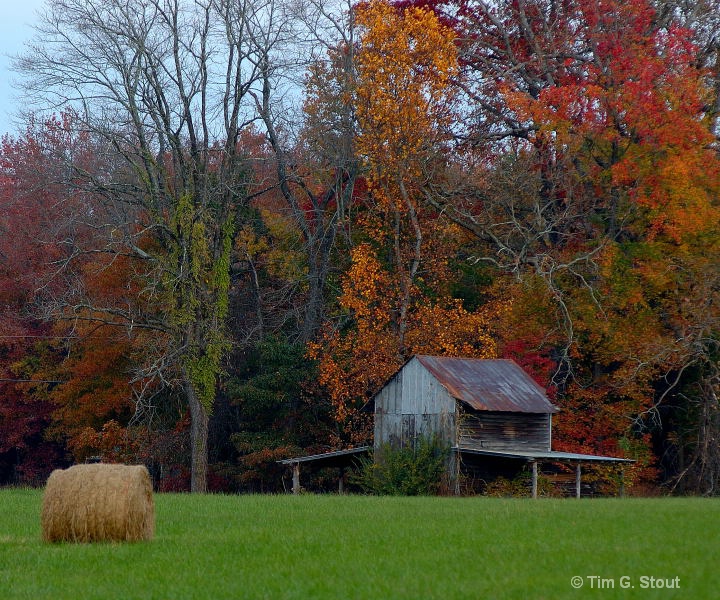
[373,356,456,449]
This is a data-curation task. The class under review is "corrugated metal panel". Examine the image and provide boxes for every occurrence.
[415,355,558,413]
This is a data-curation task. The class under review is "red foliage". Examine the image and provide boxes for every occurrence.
[0,112,141,478]
[500,339,558,399]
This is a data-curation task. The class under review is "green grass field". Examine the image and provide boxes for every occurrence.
[0,489,717,599]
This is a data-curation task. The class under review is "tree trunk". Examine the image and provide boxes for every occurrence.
[302,251,331,343]
[186,380,209,493]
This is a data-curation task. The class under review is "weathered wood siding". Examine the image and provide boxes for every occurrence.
[374,357,456,449]
[458,410,551,452]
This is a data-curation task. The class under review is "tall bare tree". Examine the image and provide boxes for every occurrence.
[255,0,359,342]
[15,0,284,491]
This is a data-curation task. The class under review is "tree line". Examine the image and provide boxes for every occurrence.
[1,0,719,494]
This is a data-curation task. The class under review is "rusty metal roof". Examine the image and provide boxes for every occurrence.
[415,355,558,413]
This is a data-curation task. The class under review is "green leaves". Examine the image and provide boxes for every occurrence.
[351,435,451,496]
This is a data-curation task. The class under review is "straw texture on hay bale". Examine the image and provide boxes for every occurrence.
[41,463,155,543]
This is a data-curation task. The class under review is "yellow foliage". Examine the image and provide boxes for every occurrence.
[355,0,458,199]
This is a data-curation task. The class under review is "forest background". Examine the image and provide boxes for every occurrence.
[1,0,719,495]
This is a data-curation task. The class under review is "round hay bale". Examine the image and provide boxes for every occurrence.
[41,463,155,543]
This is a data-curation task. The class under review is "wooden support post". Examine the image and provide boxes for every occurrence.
[619,465,625,498]
[338,469,345,495]
[575,463,582,499]
[531,461,538,499]
[450,449,461,496]
[292,462,300,495]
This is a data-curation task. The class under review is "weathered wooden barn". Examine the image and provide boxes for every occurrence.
[374,355,556,452]
[281,355,632,496]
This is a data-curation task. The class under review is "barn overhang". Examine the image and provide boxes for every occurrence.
[456,446,634,499]
[455,446,634,464]
[279,446,371,467]
[278,447,371,494]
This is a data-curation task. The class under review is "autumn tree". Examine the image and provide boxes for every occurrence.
[5,0,719,495]
[354,0,461,351]
[0,114,101,483]
[652,0,720,139]
[15,0,287,492]
[405,0,720,489]
[254,0,359,343]
[310,1,501,439]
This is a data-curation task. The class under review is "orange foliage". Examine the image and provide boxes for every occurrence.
[47,325,138,457]
[309,242,501,432]
[478,1,720,488]
[43,249,161,461]
[69,420,140,463]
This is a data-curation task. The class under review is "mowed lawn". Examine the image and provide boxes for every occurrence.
[0,489,717,599]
